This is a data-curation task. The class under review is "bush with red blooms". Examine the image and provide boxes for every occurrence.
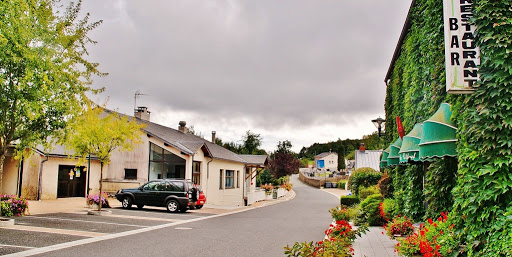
[395,212,461,257]
[284,211,367,257]
[384,215,414,239]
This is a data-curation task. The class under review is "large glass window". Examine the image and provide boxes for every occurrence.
[149,143,185,180]
[225,170,234,189]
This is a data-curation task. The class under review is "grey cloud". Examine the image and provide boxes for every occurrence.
[80,0,410,147]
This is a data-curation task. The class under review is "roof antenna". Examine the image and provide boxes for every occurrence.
[134,90,148,111]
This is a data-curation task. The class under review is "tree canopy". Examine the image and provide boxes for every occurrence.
[63,106,145,211]
[0,0,104,193]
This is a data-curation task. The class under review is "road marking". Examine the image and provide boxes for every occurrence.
[174,227,193,230]
[0,244,36,249]
[22,216,148,228]
[4,190,297,257]
[2,225,108,237]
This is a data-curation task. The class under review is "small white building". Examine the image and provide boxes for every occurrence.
[314,152,338,171]
[1,107,268,207]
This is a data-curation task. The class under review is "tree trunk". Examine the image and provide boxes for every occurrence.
[0,154,5,194]
[99,162,103,212]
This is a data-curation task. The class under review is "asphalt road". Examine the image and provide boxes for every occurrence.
[11,175,340,257]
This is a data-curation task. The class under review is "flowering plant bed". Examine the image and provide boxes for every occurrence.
[284,207,368,257]
[395,212,461,257]
[385,215,414,239]
[260,184,274,195]
[86,192,110,208]
[0,194,28,217]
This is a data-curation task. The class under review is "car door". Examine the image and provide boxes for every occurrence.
[137,181,160,206]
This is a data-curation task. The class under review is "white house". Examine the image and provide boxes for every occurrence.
[314,152,338,171]
[0,107,268,207]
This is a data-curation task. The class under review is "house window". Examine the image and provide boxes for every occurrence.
[124,169,137,180]
[219,169,224,189]
[192,161,201,185]
[149,142,185,180]
[225,170,234,189]
[236,170,240,188]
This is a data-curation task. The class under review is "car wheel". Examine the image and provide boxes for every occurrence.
[122,196,133,209]
[166,200,179,213]
[137,204,144,210]
[195,205,203,209]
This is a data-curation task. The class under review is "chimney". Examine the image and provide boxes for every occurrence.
[178,121,187,133]
[134,106,150,121]
[359,143,366,152]
[212,131,216,143]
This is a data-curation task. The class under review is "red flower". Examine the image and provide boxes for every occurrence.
[428,218,433,225]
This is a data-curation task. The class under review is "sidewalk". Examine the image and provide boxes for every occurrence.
[26,189,296,216]
[321,188,399,257]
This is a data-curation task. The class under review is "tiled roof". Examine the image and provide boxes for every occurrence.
[315,152,337,158]
[106,109,247,164]
[238,155,269,166]
[355,150,383,171]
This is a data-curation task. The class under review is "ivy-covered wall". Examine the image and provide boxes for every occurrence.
[384,0,512,255]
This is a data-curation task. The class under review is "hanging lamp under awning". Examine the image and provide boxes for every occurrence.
[419,103,458,161]
[399,123,423,163]
[380,146,391,169]
[387,137,402,166]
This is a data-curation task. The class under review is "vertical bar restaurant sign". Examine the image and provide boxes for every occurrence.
[443,0,480,94]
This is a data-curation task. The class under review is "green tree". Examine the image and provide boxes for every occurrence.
[241,130,263,154]
[276,140,293,155]
[0,0,104,193]
[63,107,145,212]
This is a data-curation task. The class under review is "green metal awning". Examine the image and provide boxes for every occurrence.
[387,137,402,166]
[380,146,391,169]
[419,103,458,161]
[399,123,423,163]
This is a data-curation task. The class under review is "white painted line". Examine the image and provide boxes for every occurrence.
[4,191,297,257]
[0,244,36,249]
[174,227,193,230]
[2,225,108,238]
[23,216,148,228]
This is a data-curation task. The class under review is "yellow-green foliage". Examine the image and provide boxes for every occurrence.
[63,106,146,165]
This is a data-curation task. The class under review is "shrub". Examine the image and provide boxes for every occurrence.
[380,198,399,221]
[358,186,380,201]
[337,180,347,189]
[329,206,351,222]
[348,167,382,196]
[358,194,385,226]
[377,172,393,198]
[0,194,28,217]
[340,195,359,207]
[385,215,414,238]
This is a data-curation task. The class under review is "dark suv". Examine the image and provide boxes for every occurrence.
[115,179,194,213]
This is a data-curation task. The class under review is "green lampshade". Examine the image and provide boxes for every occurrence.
[419,103,458,161]
[387,137,402,166]
[399,123,423,163]
[380,146,391,169]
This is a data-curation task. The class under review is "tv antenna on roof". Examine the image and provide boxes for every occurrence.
[134,90,148,110]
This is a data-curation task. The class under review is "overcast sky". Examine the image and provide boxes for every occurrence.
[79,0,412,153]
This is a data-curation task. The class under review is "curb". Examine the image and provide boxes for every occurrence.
[0,217,15,227]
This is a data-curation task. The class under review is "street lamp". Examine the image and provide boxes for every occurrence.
[371,117,386,137]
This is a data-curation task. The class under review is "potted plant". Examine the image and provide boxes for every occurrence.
[86,192,110,209]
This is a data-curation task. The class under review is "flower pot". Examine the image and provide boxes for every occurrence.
[0,217,14,227]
